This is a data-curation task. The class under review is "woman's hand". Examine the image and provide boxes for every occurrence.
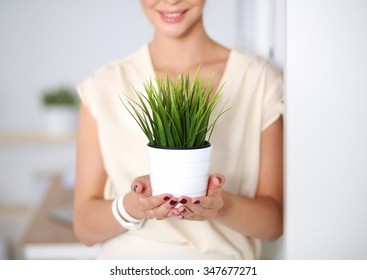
[169,173,225,221]
[127,175,178,220]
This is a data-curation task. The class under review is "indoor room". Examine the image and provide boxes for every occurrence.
[1,0,366,264]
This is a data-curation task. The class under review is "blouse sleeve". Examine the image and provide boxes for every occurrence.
[261,62,284,131]
[76,76,98,118]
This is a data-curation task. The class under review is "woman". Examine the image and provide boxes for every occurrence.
[74,0,283,259]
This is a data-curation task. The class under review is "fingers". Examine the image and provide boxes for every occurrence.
[170,195,221,220]
[206,173,225,195]
[131,173,225,221]
[138,193,173,210]
[131,175,152,195]
[148,197,179,220]
[130,175,181,220]
[171,173,225,220]
[191,173,225,209]
[170,201,221,221]
[172,205,218,221]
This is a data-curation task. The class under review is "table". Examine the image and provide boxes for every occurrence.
[21,176,100,259]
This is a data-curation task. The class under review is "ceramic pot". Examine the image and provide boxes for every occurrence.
[43,107,77,135]
[147,143,213,199]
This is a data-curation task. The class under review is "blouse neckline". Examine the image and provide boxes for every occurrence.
[142,44,236,89]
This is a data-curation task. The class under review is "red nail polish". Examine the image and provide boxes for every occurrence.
[133,185,138,192]
[216,176,222,184]
[164,196,170,201]
[180,209,186,213]
[179,198,187,204]
[194,200,200,205]
[170,200,177,206]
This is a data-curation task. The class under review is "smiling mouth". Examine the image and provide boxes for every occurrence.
[163,12,182,18]
[159,9,188,23]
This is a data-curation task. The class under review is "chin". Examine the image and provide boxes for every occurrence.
[160,27,187,38]
[158,18,200,39]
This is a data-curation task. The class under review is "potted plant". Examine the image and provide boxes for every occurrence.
[122,70,228,200]
[41,85,79,135]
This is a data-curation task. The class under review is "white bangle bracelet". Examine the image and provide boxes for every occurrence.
[111,197,144,230]
[117,195,144,223]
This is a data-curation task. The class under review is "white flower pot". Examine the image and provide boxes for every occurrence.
[147,143,213,200]
[43,107,77,135]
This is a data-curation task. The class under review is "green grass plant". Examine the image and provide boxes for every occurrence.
[121,69,228,148]
[42,86,78,108]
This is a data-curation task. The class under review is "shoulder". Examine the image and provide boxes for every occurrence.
[231,47,282,78]
[78,45,150,89]
[76,45,151,115]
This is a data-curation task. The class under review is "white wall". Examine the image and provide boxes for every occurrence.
[238,0,285,69]
[0,0,151,132]
[286,0,367,259]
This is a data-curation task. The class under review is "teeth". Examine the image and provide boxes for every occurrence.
[164,13,181,18]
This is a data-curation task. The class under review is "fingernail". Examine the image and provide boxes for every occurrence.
[170,200,177,206]
[194,200,200,205]
[179,198,187,204]
[180,208,186,213]
[164,196,170,201]
[133,185,138,192]
[216,176,222,184]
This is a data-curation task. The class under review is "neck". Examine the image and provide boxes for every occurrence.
[149,21,217,73]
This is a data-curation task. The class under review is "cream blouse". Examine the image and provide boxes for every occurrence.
[77,45,283,259]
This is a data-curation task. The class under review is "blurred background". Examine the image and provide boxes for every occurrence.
[0,0,285,259]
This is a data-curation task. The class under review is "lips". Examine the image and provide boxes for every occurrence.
[159,9,188,23]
